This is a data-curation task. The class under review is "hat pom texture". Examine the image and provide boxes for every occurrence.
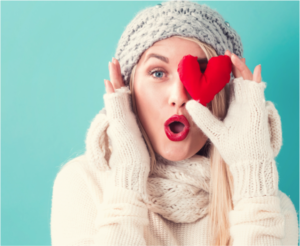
[114,0,243,86]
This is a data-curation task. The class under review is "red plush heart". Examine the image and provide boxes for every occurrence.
[177,54,232,107]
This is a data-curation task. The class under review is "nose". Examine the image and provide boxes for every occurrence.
[168,78,191,109]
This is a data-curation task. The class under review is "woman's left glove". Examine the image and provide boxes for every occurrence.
[186,77,279,203]
[185,52,281,204]
[266,100,282,158]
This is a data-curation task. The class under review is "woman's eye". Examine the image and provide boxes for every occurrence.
[150,70,164,78]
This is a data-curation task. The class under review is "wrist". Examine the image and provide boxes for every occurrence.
[101,168,150,206]
[103,86,132,121]
[97,186,149,228]
[229,159,279,205]
[102,185,148,212]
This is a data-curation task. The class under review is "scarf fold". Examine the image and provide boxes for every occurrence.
[146,152,211,223]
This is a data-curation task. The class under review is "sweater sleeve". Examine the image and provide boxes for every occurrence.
[228,160,299,245]
[278,191,299,245]
[50,156,149,246]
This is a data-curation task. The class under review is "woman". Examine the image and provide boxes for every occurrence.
[50,1,298,245]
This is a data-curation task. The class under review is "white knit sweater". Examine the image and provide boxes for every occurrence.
[51,154,299,246]
[51,84,299,246]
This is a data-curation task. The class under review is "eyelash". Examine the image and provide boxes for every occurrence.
[149,69,166,80]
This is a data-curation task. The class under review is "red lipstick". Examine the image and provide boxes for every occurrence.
[164,115,190,141]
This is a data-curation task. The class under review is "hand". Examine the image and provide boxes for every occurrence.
[102,57,150,203]
[186,53,273,166]
[224,50,282,158]
[104,58,125,93]
[185,53,281,202]
[224,50,261,83]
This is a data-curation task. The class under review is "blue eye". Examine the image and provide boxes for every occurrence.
[150,69,165,79]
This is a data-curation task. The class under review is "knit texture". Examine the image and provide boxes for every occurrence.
[50,155,299,245]
[115,0,243,86]
[147,152,211,223]
[88,86,211,224]
[266,100,283,157]
[186,77,281,205]
[84,86,151,245]
[50,81,299,245]
[102,86,150,203]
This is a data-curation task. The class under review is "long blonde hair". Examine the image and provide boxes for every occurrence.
[129,35,234,246]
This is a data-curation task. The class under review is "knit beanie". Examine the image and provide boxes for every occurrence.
[114,0,244,86]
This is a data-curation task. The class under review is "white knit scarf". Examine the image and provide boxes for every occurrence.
[146,152,211,223]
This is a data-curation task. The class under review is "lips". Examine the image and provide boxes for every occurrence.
[164,115,190,141]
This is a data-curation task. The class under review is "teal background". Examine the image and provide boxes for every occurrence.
[2,1,299,245]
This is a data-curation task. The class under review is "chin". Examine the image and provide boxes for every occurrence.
[156,143,195,162]
[161,152,187,162]
[150,129,206,162]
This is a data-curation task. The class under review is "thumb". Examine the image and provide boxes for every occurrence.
[186,100,225,144]
[266,101,282,158]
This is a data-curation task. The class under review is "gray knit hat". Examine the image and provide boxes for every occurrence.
[115,0,244,86]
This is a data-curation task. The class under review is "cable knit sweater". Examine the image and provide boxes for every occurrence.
[50,87,299,246]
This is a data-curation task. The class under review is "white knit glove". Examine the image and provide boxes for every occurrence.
[99,86,150,203]
[186,77,280,203]
[84,86,150,245]
[266,100,282,158]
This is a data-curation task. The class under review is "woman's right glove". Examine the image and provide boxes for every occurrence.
[86,55,151,205]
[102,86,151,203]
[85,72,150,245]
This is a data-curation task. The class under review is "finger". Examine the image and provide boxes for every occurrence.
[224,50,241,79]
[252,64,262,83]
[110,58,123,89]
[224,50,231,57]
[231,54,242,79]
[104,79,115,94]
[186,100,225,145]
[231,53,253,80]
[109,61,121,90]
[112,58,125,88]
[242,58,246,64]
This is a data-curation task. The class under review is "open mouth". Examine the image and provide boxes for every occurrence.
[169,121,185,133]
[164,115,190,141]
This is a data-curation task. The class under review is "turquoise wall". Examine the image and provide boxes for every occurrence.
[2,1,299,245]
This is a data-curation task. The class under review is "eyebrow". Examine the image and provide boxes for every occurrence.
[144,53,208,64]
[145,53,169,64]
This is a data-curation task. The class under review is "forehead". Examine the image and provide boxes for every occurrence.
[139,36,207,64]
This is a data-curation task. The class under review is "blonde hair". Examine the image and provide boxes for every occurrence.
[129,35,234,246]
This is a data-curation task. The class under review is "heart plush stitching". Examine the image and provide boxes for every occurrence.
[177,54,232,106]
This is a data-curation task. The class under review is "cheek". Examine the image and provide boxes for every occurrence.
[136,90,154,112]
[192,128,208,149]
[134,81,167,144]
[134,80,166,122]
[135,85,156,120]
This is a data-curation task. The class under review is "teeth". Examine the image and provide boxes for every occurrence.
[169,121,185,133]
